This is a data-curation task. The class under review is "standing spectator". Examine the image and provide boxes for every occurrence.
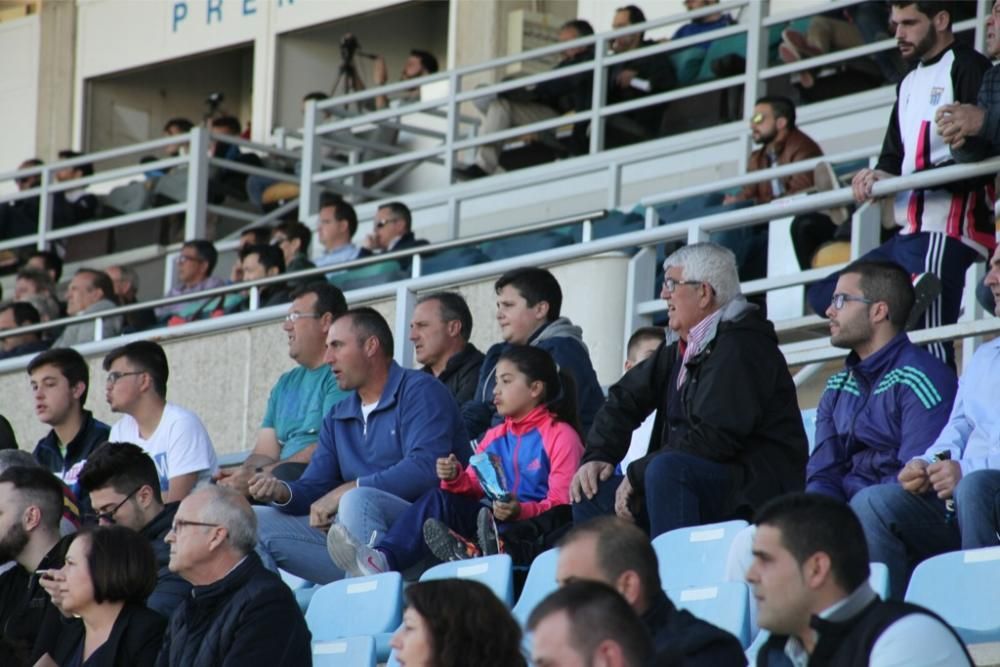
[0,302,49,360]
[314,195,367,268]
[105,264,158,333]
[816,1,994,368]
[158,486,312,667]
[216,283,349,495]
[79,442,192,618]
[271,220,315,274]
[749,493,971,666]
[155,240,227,321]
[53,269,122,347]
[571,243,807,537]
[28,348,110,514]
[104,340,218,503]
[53,150,99,226]
[410,292,485,404]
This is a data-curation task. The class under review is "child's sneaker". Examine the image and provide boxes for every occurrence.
[355,543,389,577]
[423,518,481,562]
[476,507,502,556]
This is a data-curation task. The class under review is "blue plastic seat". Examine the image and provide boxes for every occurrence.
[327,261,407,291]
[512,548,560,625]
[480,231,573,261]
[591,210,646,240]
[312,635,376,667]
[421,246,490,275]
[670,46,708,85]
[801,408,818,455]
[419,554,515,607]
[305,572,403,661]
[668,581,752,648]
[904,546,1000,643]
[652,519,750,590]
[868,562,890,600]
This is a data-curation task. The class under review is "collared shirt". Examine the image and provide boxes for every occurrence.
[315,243,362,268]
[677,309,724,389]
[157,276,228,319]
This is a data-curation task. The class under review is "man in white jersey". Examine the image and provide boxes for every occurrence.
[104,340,217,503]
[807,1,994,368]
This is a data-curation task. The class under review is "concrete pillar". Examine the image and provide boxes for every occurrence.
[35,0,76,158]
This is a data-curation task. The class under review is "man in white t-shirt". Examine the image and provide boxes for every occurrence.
[103,340,217,502]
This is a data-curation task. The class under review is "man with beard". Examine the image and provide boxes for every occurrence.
[0,467,71,665]
[810,1,994,369]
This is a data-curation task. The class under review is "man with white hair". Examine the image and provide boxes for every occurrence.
[571,242,808,537]
[158,485,311,666]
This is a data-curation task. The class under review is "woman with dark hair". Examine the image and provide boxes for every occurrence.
[0,414,17,450]
[328,344,584,575]
[34,525,165,667]
[391,579,526,667]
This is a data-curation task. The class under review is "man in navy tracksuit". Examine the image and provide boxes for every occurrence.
[808,260,957,502]
[809,2,995,369]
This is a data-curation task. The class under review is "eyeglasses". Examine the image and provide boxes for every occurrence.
[169,519,221,534]
[830,293,874,310]
[285,312,321,323]
[374,217,400,229]
[106,371,144,386]
[85,487,142,525]
[662,278,704,294]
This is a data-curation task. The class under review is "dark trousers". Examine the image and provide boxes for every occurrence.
[379,488,484,572]
[790,212,839,269]
[807,232,980,368]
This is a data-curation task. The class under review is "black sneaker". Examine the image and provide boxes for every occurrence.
[906,272,942,331]
[454,164,489,181]
[476,507,501,556]
[423,518,481,562]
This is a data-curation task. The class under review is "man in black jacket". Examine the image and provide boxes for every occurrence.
[158,485,311,667]
[410,291,484,404]
[557,517,746,665]
[79,442,191,618]
[571,242,807,537]
[749,493,970,666]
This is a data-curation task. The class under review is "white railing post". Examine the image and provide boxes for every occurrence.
[36,167,53,250]
[300,100,320,224]
[446,196,460,240]
[444,71,459,184]
[589,34,607,155]
[624,246,658,353]
[961,260,985,373]
[394,285,416,367]
[740,0,768,174]
[608,162,622,210]
[93,316,104,342]
[975,0,988,52]
[850,201,881,259]
[249,285,260,311]
[184,128,208,241]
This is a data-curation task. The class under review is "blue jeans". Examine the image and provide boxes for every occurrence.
[955,469,1000,548]
[850,484,960,601]
[644,451,736,538]
[255,486,412,584]
[378,488,485,571]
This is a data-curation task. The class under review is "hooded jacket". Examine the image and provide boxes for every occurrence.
[423,343,485,406]
[808,333,957,502]
[462,317,606,441]
[584,299,807,511]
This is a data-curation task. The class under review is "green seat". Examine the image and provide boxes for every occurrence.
[327,260,406,291]
[670,46,708,86]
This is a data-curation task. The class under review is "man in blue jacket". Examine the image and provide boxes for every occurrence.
[462,267,605,441]
[249,307,469,584]
[808,260,957,502]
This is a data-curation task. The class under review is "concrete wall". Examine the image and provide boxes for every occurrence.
[0,15,40,183]
[0,252,629,455]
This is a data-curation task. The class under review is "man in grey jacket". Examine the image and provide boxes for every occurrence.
[53,269,121,347]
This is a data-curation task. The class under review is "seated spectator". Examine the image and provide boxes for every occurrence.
[749,493,971,666]
[23,293,61,330]
[14,267,57,303]
[248,307,468,584]
[53,269,122,347]
[162,118,194,159]
[556,517,745,661]
[529,580,654,667]
[206,115,262,203]
[105,264,158,333]
[0,160,72,268]
[271,220,315,275]
[410,291,485,404]
[361,201,429,262]
[24,250,63,284]
[606,5,677,144]
[159,486,311,666]
[314,194,367,268]
[851,249,1000,599]
[216,282,349,495]
[155,240,227,321]
[391,579,526,667]
[618,325,666,472]
[721,96,828,274]
[28,348,110,513]
[53,150,99,226]
[462,267,605,442]
[35,526,165,667]
[673,0,735,44]
[329,345,583,575]
[229,226,272,282]
[0,467,72,664]
[0,415,16,450]
[456,19,595,179]
[808,261,957,503]
[224,244,289,312]
[571,243,807,537]
[104,340,218,503]
[78,442,191,617]
[0,302,49,360]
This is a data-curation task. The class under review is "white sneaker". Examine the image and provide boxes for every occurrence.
[327,522,363,578]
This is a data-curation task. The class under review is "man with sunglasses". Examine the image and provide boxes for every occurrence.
[75,442,190,617]
[155,239,227,321]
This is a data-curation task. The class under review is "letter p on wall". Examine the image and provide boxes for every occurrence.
[172,1,188,32]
